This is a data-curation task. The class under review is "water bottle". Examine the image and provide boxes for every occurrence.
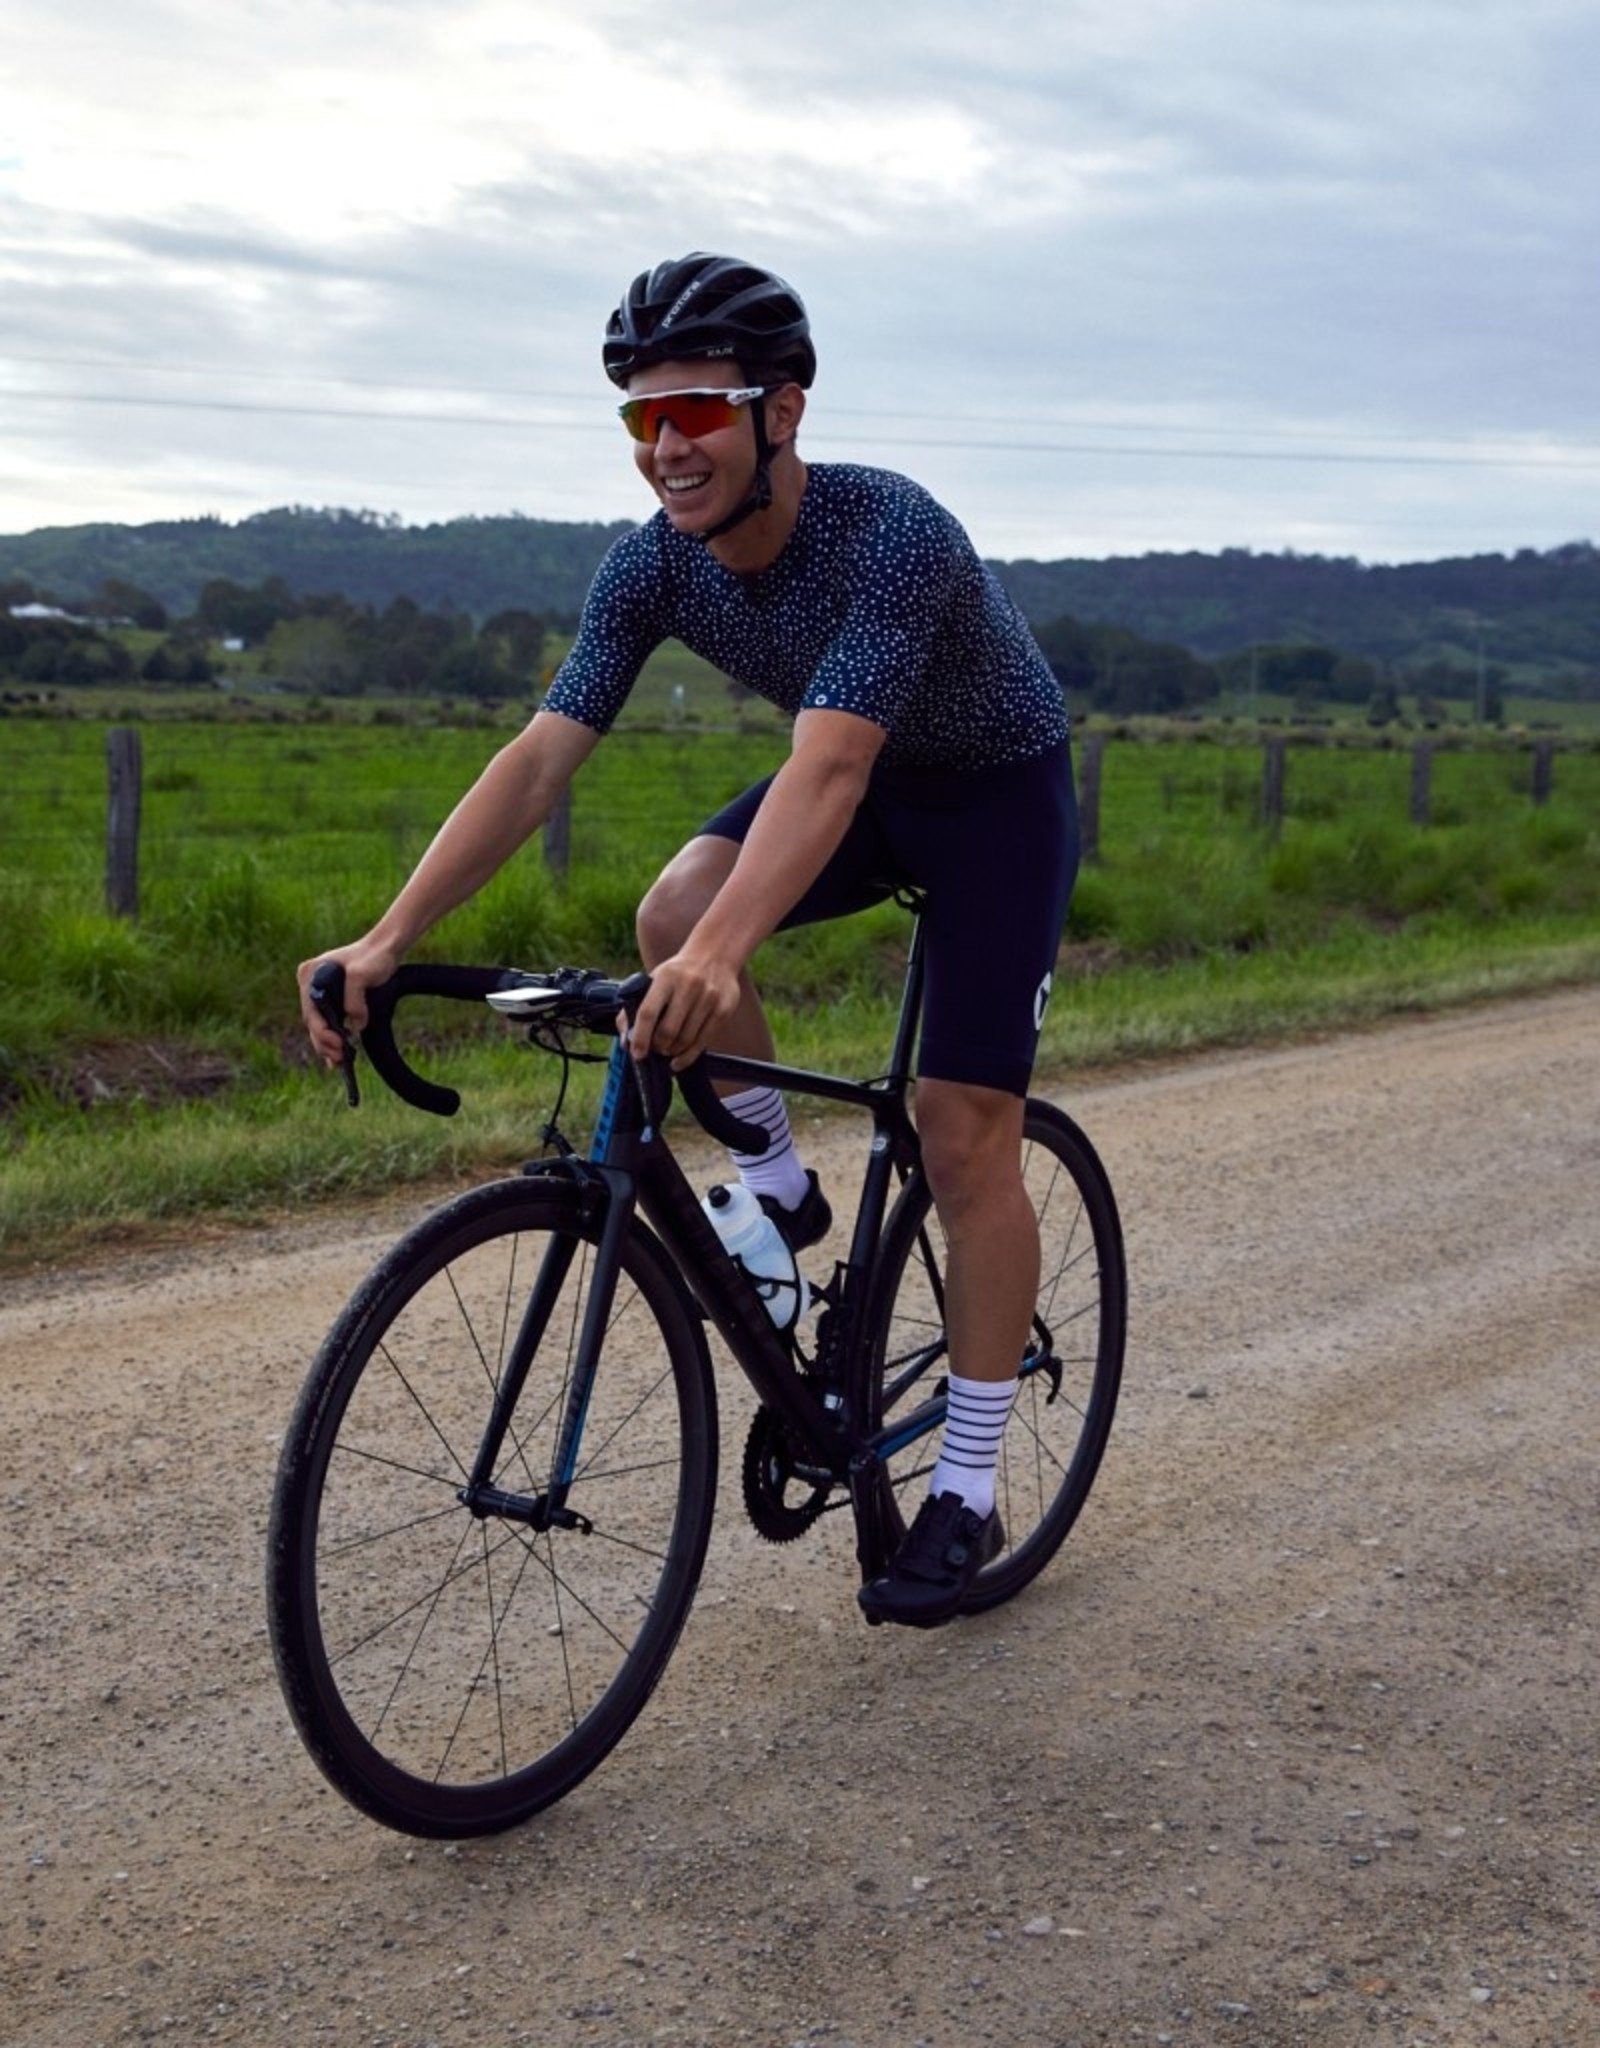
[701,1183,810,1330]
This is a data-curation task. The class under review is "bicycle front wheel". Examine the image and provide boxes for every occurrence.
[268,1176,717,1837]
[865,1098,1126,1612]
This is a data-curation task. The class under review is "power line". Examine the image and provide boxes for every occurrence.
[0,349,1517,447]
[4,383,1598,474]
[1,351,1593,461]
[0,350,603,407]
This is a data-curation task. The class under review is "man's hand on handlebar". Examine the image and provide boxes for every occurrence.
[297,940,400,1066]
[628,949,742,1070]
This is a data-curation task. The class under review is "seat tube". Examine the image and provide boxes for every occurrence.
[886,911,927,1084]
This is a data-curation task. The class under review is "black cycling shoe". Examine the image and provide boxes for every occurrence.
[757,1171,832,1254]
[856,1490,1004,1630]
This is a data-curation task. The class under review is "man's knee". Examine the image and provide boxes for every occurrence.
[915,1080,1024,1216]
[636,836,737,962]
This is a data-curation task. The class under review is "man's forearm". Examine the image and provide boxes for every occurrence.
[684,749,868,969]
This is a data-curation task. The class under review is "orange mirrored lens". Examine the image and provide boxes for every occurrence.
[618,391,745,442]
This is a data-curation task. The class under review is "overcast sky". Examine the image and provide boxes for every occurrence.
[2,0,1595,564]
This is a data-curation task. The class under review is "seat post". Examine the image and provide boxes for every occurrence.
[884,898,927,1086]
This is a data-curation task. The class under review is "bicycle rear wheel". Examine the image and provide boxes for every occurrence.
[268,1176,716,1836]
[864,1098,1125,1611]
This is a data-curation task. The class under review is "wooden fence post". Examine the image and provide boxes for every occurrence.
[106,726,142,919]
[1410,739,1433,827]
[543,783,571,883]
[1261,736,1287,837]
[1531,740,1556,806]
[1078,731,1105,865]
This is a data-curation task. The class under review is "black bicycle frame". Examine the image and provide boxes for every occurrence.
[465,912,945,1583]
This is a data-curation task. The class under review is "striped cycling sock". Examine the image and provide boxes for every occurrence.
[929,1372,1017,1519]
[724,1085,811,1211]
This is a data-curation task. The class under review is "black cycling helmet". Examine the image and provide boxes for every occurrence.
[603,252,816,391]
[604,253,814,541]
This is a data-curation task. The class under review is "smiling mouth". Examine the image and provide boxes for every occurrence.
[661,472,710,496]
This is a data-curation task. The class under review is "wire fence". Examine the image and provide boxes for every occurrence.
[3,719,1596,923]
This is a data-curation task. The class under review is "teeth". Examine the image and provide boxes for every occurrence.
[663,473,709,494]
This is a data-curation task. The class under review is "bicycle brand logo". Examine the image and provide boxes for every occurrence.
[590,1038,629,1161]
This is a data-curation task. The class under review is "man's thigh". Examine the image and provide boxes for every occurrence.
[879,744,1079,1097]
[698,773,904,928]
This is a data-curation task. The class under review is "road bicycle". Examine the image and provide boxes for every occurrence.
[268,901,1126,1837]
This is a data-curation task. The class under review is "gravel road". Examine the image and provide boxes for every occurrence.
[3,989,1597,2048]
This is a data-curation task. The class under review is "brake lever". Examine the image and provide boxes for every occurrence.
[307,959,361,1108]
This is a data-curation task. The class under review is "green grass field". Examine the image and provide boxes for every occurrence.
[4,701,1599,1261]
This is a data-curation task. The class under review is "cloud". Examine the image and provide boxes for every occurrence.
[1,0,1597,559]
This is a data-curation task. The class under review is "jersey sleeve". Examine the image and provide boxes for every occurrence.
[797,480,959,735]
[540,526,668,735]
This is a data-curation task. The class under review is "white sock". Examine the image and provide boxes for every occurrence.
[724,1086,811,1211]
[929,1373,1017,1519]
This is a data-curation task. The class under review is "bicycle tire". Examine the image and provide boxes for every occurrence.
[268,1176,717,1837]
[862,1098,1126,1612]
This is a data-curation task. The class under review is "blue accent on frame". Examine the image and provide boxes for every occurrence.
[556,1380,596,1487]
[590,1040,628,1162]
[877,1409,944,1458]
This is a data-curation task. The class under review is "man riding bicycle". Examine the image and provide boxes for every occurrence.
[299,252,1079,1628]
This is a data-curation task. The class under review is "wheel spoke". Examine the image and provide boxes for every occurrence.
[328,1519,520,1671]
[323,1497,464,1557]
[572,1361,676,1484]
[367,1516,482,1739]
[374,1341,475,1485]
[330,1440,468,1489]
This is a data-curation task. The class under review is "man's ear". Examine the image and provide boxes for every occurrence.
[765,382,806,449]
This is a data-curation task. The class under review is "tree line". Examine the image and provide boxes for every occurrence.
[0,506,626,629]
[998,540,1600,683]
[2,564,1515,724]
[1,507,1596,688]
[0,572,562,700]
[1030,616,1509,723]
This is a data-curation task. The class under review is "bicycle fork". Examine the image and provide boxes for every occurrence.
[456,1163,633,1536]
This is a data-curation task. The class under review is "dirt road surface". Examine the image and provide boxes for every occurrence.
[3,989,1596,2048]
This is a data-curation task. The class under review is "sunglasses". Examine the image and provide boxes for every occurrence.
[617,385,767,443]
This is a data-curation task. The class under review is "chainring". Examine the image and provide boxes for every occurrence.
[740,1401,839,1544]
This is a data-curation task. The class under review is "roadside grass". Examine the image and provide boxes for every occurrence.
[5,906,1599,1267]
[3,713,1599,1263]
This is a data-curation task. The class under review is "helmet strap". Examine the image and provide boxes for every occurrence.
[697,399,776,543]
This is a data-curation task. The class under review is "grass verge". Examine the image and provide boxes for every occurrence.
[5,911,1597,1269]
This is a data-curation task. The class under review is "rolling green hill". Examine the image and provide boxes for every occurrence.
[0,507,632,628]
[992,542,1600,674]
[2,508,1596,678]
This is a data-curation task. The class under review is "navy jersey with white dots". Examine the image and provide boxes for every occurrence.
[542,464,1068,770]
